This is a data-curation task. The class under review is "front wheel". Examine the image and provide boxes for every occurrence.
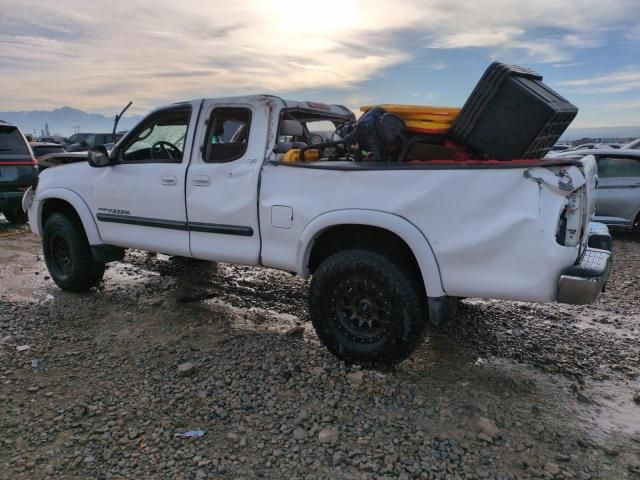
[309,249,429,367]
[43,213,105,292]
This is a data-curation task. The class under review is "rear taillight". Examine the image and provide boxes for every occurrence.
[556,186,586,247]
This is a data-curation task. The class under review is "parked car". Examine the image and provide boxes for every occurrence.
[575,143,620,150]
[549,144,571,153]
[23,95,612,366]
[0,121,37,224]
[547,143,620,158]
[591,150,640,233]
[30,142,66,159]
[36,136,64,144]
[65,133,122,152]
[62,133,90,147]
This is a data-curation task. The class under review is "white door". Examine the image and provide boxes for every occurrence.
[186,101,269,264]
[91,104,197,256]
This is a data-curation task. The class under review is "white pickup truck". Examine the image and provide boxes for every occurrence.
[23,95,612,366]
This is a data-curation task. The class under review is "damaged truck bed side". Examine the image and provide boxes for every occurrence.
[23,94,612,366]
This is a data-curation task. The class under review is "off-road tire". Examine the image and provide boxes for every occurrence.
[309,249,429,367]
[43,213,105,292]
[3,209,28,225]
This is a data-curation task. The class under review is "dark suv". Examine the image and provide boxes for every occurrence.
[0,121,37,224]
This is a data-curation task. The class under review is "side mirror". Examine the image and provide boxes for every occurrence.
[87,145,111,168]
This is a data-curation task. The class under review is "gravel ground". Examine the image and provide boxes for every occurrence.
[0,218,639,479]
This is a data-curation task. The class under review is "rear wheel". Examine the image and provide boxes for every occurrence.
[3,209,28,225]
[309,249,429,367]
[43,213,105,292]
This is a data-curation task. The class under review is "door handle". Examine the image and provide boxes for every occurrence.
[161,175,177,186]
[192,175,210,186]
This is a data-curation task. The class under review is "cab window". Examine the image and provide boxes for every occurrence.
[122,108,191,163]
[598,157,640,178]
[203,107,251,163]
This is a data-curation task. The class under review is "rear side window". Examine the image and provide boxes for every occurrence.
[0,126,29,157]
[203,107,251,163]
[598,157,640,178]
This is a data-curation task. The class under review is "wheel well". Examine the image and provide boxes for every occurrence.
[41,198,81,230]
[308,225,424,289]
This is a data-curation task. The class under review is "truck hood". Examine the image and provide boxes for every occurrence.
[38,151,88,172]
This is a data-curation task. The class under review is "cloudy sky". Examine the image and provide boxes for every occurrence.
[1,0,639,127]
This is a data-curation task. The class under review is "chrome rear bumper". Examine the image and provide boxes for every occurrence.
[557,223,612,305]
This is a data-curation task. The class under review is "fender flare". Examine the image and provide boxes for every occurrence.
[297,209,445,297]
[35,188,103,245]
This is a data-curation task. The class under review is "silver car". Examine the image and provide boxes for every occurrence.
[590,149,640,233]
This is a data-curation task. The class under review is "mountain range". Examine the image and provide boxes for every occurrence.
[559,126,640,141]
[0,107,144,137]
[1,106,638,142]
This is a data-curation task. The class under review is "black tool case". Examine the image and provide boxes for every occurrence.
[450,62,578,160]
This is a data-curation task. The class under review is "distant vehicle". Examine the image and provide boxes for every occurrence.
[65,132,125,152]
[572,143,620,151]
[24,133,34,142]
[0,120,37,224]
[62,133,90,147]
[549,144,571,152]
[591,149,640,233]
[30,142,66,159]
[547,143,621,158]
[36,136,64,144]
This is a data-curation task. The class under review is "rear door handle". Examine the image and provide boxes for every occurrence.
[161,175,177,186]
[192,175,210,186]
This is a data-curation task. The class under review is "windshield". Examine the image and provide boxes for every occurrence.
[0,126,29,156]
[127,123,187,155]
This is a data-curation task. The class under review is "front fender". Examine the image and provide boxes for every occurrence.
[297,209,445,297]
[32,187,103,245]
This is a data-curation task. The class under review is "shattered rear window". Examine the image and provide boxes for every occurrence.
[0,126,29,158]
